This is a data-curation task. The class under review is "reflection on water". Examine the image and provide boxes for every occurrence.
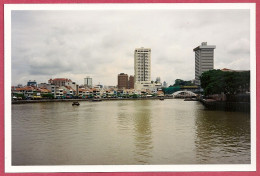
[133,101,153,164]
[194,109,250,164]
[12,99,250,165]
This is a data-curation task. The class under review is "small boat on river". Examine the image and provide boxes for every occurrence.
[72,101,80,106]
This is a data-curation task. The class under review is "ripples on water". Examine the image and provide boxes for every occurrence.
[12,99,250,165]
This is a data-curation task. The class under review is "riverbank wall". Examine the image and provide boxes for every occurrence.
[12,97,174,104]
[200,99,250,113]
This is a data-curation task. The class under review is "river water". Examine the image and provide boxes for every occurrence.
[12,99,250,165]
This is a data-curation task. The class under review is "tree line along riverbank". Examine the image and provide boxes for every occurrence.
[199,69,250,113]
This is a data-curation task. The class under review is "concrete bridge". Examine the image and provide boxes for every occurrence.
[172,91,197,98]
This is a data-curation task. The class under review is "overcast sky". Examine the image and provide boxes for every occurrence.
[11,9,250,86]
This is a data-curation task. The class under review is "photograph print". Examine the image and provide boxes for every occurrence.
[5,3,256,173]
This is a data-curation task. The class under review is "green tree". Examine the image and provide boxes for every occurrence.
[200,69,250,96]
[14,93,25,99]
[173,79,194,86]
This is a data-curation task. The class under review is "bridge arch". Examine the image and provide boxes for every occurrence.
[172,91,197,98]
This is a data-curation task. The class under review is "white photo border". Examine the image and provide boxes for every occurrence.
[4,3,256,173]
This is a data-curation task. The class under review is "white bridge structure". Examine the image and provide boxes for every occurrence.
[172,91,197,98]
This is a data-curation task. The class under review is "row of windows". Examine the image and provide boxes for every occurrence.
[138,73,150,75]
[201,53,213,56]
[137,66,149,68]
[201,66,214,68]
[137,58,149,60]
[201,63,213,66]
[135,49,151,52]
[136,53,150,55]
[137,75,149,77]
[137,66,150,68]
[137,69,149,71]
[201,49,214,52]
[200,59,213,62]
[137,62,149,64]
[137,67,149,69]
[201,63,213,65]
[201,57,214,60]
[201,60,213,62]
[137,56,149,58]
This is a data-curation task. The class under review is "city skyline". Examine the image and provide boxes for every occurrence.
[11,8,250,86]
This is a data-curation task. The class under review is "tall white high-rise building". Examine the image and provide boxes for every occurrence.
[84,76,92,88]
[134,47,151,83]
[134,47,162,91]
[193,42,216,85]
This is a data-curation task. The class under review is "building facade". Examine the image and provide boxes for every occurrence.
[27,80,37,87]
[84,76,92,88]
[48,78,72,87]
[156,77,161,83]
[134,47,151,83]
[193,42,216,85]
[163,81,168,88]
[128,75,134,89]
[118,73,128,89]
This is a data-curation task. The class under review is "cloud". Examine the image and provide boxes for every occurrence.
[11,8,250,86]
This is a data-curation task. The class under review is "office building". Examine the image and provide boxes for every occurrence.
[156,77,161,83]
[129,75,134,89]
[27,80,37,87]
[48,78,72,87]
[118,73,128,89]
[84,76,93,88]
[193,42,216,85]
[163,81,168,88]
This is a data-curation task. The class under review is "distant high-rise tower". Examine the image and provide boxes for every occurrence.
[134,47,151,83]
[156,77,161,83]
[84,76,92,88]
[193,42,216,85]
[163,81,168,88]
[118,73,128,89]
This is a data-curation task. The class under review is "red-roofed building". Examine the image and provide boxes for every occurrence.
[12,86,36,99]
[221,68,248,72]
[221,68,232,72]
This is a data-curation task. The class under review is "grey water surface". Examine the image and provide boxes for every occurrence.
[12,99,250,165]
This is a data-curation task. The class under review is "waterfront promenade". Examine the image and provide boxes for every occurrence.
[12,96,250,113]
[12,97,174,104]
